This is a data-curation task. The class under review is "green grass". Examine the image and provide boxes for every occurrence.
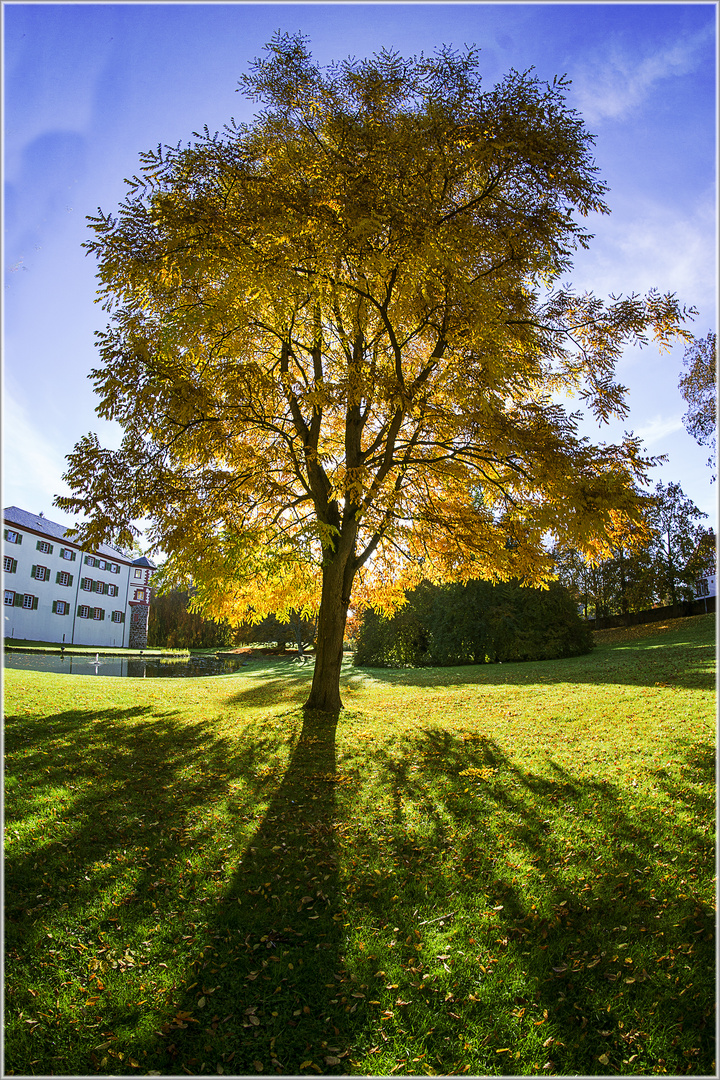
[4,614,715,1076]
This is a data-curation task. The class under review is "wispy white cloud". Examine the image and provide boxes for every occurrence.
[571,188,717,323]
[573,25,714,124]
[633,413,685,446]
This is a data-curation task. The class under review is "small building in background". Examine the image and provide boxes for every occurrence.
[693,572,716,600]
[692,527,716,603]
[3,506,156,648]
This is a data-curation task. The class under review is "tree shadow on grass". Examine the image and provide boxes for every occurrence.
[135,707,367,1077]
[329,728,715,1076]
[4,703,286,1074]
[4,696,715,1076]
[4,702,363,1076]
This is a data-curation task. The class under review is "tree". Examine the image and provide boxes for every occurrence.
[554,481,711,617]
[647,481,708,607]
[679,332,716,482]
[147,588,235,648]
[56,35,693,711]
[237,608,318,657]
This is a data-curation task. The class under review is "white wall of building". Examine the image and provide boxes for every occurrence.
[3,511,152,647]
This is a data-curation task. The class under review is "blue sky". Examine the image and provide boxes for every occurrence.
[3,2,717,534]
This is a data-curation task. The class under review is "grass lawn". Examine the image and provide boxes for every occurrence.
[4,614,715,1076]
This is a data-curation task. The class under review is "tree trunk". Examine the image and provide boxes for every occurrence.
[304,552,353,713]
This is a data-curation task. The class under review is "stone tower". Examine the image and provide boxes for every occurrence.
[127,555,156,649]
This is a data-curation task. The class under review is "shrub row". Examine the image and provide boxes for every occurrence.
[353,579,593,667]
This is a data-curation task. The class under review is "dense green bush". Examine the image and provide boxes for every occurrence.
[353,579,593,667]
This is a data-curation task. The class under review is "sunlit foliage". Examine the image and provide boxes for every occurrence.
[56,34,694,708]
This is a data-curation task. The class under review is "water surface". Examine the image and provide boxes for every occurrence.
[4,651,249,678]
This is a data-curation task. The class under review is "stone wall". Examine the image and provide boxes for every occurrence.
[128,603,150,649]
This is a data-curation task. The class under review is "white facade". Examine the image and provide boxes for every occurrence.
[694,572,717,600]
[3,507,155,648]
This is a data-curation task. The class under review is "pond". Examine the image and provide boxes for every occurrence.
[3,650,251,679]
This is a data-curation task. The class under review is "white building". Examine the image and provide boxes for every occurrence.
[3,506,156,648]
[692,528,716,602]
[694,572,716,600]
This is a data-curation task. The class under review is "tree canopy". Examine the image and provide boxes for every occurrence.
[679,332,716,482]
[56,34,694,710]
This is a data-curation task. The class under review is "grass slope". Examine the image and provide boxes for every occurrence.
[4,614,716,1076]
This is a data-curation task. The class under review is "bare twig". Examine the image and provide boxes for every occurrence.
[418,911,457,927]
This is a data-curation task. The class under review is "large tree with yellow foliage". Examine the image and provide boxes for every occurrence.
[57,35,694,711]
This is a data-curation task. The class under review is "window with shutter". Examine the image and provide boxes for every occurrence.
[3,556,17,573]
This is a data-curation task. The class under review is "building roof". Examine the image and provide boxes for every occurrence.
[3,506,133,563]
[132,554,157,570]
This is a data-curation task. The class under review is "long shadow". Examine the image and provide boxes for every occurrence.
[138,708,361,1076]
[342,728,716,1075]
[352,627,715,692]
[5,701,361,1076]
[5,689,715,1076]
[4,704,286,1075]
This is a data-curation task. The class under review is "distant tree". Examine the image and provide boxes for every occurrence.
[56,34,694,711]
[354,578,592,667]
[238,608,318,656]
[556,480,710,617]
[647,481,709,606]
[148,589,234,649]
[679,332,716,482]
[686,527,717,597]
[552,514,656,620]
